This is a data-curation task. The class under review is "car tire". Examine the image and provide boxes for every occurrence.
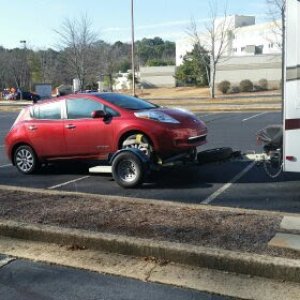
[197,147,233,164]
[112,152,145,188]
[14,145,39,174]
[121,134,153,158]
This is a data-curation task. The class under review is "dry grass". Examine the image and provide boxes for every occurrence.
[136,87,211,98]
[124,87,281,100]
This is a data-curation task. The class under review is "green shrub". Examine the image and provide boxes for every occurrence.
[258,79,268,90]
[229,86,240,94]
[240,79,254,92]
[217,80,231,94]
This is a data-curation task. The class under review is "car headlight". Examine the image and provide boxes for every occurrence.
[134,111,180,124]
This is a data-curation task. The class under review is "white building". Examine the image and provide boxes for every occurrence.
[113,72,131,91]
[140,66,176,88]
[231,21,281,56]
[176,15,281,66]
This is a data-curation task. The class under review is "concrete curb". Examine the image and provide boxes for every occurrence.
[1,219,300,283]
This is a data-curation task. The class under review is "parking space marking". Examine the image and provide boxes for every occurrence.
[0,145,5,148]
[201,162,256,205]
[48,176,91,190]
[242,112,268,122]
[0,164,12,168]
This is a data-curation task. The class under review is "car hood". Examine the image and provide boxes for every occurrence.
[152,107,206,127]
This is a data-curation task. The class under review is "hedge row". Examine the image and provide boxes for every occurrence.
[217,79,269,94]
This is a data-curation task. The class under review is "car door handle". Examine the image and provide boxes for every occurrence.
[28,125,37,131]
[65,124,76,129]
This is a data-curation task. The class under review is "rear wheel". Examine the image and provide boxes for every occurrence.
[14,145,39,174]
[112,152,145,188]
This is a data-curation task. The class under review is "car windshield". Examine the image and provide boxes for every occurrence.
[95,93,158,110]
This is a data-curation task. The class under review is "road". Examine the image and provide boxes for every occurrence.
[0,255,231,300]
[1,110,300,213]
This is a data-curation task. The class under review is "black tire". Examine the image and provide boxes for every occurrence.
[112,152,145,188]
[14,145,39,174]
[197,147,233,164]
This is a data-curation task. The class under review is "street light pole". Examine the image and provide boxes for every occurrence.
[131,0,136,96]
[19,40,27,100]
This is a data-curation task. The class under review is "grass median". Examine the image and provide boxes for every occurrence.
[0,187,294,259]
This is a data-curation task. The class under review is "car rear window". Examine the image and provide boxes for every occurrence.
[31,102,61,119]
[96,93,157,110]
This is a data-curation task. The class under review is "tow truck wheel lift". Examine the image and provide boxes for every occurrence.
[89,146,277,188]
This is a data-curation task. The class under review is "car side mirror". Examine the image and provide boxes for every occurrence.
[91,110,106,119]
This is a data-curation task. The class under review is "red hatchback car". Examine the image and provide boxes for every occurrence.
[5,93,207,176]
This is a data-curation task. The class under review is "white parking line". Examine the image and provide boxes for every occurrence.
[0,163,12,168]
[48,176,90,190]
[0,145,5,148]
[201,162,256,205]
[242,112,268,122]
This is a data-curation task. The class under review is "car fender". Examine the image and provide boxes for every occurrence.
[109,148,151,166]
[115,123,161,151]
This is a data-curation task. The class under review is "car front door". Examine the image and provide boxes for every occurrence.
[64,97,117,159]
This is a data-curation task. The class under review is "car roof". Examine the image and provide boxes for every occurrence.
[30,92,124,107]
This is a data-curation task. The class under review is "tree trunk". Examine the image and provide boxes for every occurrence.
[210,61,216,99]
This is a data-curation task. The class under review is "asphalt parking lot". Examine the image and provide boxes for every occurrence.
[1,110,300,213]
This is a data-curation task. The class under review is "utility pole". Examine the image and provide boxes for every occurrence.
[20,40,27,100]
[131,0,136,96]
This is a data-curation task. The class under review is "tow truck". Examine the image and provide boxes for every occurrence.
[255,0,300,178]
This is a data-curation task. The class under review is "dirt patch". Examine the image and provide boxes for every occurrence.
[0,188,292,258]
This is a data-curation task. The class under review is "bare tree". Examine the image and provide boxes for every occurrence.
[189,0,230,98]
[266,0,286,101]
[6,48,31,90]
[266,0,286,33]
[55,14,98,90]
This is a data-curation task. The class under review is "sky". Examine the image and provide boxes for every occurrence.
[0,0,269,50]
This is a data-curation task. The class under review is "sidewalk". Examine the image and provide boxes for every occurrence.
[0,185,300,284]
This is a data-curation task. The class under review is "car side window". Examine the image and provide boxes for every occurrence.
[67,99,104,119]
[31,102,61,120]
[104,105,120,117]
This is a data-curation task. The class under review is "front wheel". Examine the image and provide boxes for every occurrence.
[112,152,145,188]
[121,134,153,158]
[14,145,39,174]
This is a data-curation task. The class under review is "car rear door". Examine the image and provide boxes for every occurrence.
[27,100,66,158]
[64,97,117,159]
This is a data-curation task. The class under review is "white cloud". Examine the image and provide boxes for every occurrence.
[102,18,207,33]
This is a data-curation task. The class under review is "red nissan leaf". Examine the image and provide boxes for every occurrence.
[5,93,207,174]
